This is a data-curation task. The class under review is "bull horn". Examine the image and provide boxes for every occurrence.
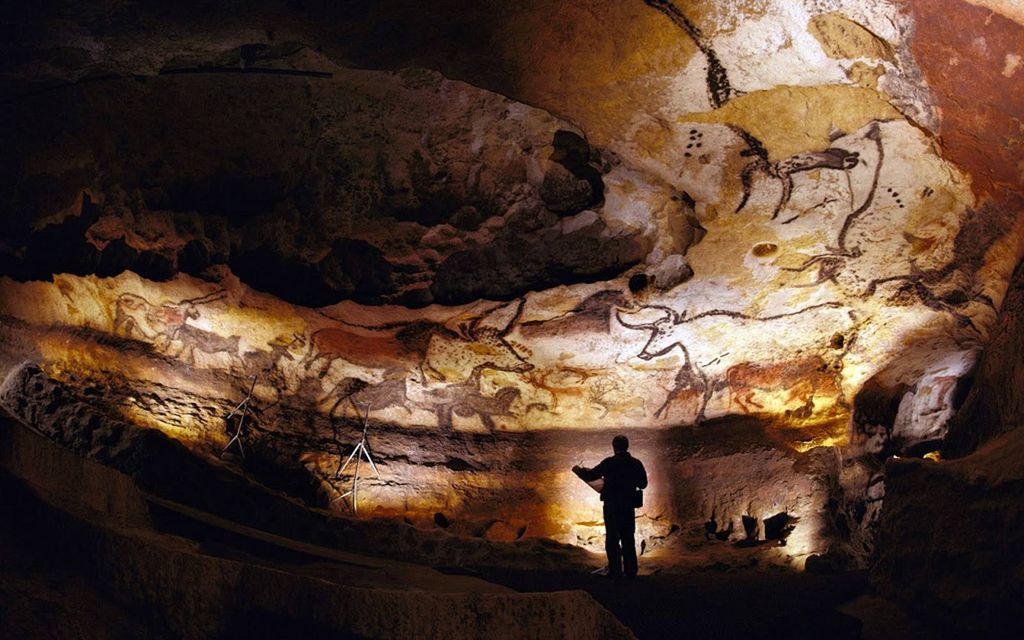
[185,289,227,305]
[615,307,665,329]
[498,297,527,336]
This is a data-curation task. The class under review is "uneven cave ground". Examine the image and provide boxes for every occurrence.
[0,359,938,640]
[0,398,887,640]
[3,0,1024,639]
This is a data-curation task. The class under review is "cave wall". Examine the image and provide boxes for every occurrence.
[2,0,1024,567]
[868,1,1024,622]
[869,254,1024,631]
[873,429,1024,636]
[1,59,1006,434]
[945,258,1024,455]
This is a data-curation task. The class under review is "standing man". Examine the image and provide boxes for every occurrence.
[573,435,648,578]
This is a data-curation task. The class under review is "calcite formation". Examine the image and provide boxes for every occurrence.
[2,0,1023,570]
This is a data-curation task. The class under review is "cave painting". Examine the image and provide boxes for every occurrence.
[320,365,532,435]
[419,298,533,382]
[112,290,225,350]
[305,298,531,386]
[760,120,984,330]
[616,302,857,423]
[422,364,525,433]
[110,290,258,373]
[72,116,980,435]
[298,299,535,431]
[725,356,844,419]
[644,0,736,108]
[734,123,872,221]
[1,71,993,440]
[324,377,413,420]
[250,333,307,389]
[167,324,245,371]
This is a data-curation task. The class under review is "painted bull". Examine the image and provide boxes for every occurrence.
[112,290,225,350]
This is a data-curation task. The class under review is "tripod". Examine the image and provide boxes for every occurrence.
[221,374,257,460]
[330,398,381,514]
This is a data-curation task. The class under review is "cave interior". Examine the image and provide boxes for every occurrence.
[1,1,1023,639]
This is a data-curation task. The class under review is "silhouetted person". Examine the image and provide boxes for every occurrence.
[573,435,648,578]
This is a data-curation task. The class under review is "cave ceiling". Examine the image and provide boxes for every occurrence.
[1,0,1023,555]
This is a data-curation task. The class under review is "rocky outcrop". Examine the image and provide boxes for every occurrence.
[0,361,848,565]
[0,362,599,571]
[1,57,660,308]
[3,1,1019,448]
[872,429,1024,637]
[870,257,1024,632]
[945,258,1024,456]
[0,406,634,640]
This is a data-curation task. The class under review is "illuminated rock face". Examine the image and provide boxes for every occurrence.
[1,0,1023,566]
[872,262,1024,633]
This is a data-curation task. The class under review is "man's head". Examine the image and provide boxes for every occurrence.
[612,435,629,453]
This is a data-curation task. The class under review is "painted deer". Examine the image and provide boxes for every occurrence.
[616,302,856,422]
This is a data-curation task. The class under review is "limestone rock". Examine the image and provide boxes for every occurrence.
[646,254,694,291]
[873,429,1024,636]
[2,0,1024,596]
[946,258,1024,456]
[2,58,665,307]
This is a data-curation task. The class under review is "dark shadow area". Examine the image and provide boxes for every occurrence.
[0,471,175,639]
[220,609,364,640]
[482,566,866,640]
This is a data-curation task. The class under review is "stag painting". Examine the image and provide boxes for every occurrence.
[617,302,856,423]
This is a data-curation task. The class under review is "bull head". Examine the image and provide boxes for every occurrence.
[616,305,687,361]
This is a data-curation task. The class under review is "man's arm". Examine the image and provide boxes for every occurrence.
[636,460,648,490]
[573,460,605,482]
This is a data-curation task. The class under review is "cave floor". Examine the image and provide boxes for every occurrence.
[0,389,924,639]
[490,565,937,640]
[0,463,927,640]
[479,566,894,640]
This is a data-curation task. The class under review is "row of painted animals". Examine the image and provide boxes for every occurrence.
[112,290,251,370]
[320,364,529,433]
[111,287,854,428]
[302,298,532,384]
[112,289,529,376]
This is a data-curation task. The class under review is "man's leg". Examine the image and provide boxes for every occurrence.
[620,506,638,577]
[603,502,622,576]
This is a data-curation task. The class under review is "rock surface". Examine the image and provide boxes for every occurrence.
[0,361,848,565]
[0,405,633,640]
[1,0,1024,600]
[873,428,1024,637]
[945,258,1024,456]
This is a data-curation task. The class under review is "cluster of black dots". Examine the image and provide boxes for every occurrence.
[684,129,703,158]
[885,186,905,209]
